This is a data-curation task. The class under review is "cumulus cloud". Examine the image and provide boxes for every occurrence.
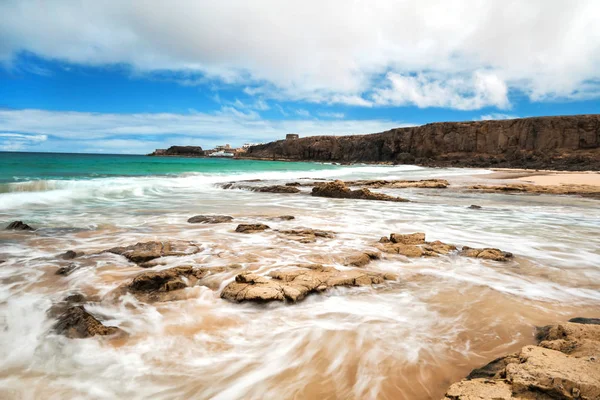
[479,113,519,121]
[0,132,47,150]
[0,109,412,153]
[1,0,598,108]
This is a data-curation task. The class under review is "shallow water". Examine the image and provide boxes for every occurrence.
[1,154,599,399]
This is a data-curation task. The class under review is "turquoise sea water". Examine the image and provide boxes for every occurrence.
[0,151,340,183]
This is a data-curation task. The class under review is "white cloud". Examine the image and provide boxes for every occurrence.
[318,112,345,119]
[0,132,47,150]
[1,0,599,108]
[479,113,519,121]
[0,109,412,153]
[294,109,311,118]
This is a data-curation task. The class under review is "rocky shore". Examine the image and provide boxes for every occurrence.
[244,115,600,170]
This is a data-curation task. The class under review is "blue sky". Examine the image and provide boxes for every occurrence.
[1,0,599,154]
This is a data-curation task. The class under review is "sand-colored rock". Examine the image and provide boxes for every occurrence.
[311,180,409,202]
[344,251,380,267]
[378,233,457,258]
[469,183,600,198]
[107,241,201,264]
[235,223,270,233]
[276,228,335,243]
[254,185,300,193]
[187,215,233,224]
[460,246,513,262]
[221,265,392,303]
[53,306,122,339]
[444,379,514,400]
[390,232,426,245]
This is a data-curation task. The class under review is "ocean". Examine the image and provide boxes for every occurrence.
[1,151,599,399]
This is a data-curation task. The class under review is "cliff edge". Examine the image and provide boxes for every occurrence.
[245,115,600,170]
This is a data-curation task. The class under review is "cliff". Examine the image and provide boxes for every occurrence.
[245,115,600,170]
[149,146,204,157]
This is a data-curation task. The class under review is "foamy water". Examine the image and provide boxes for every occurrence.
[1,162,599,399]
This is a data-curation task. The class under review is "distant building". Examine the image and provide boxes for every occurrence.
[286,134,299,140]
[215,144,231,151]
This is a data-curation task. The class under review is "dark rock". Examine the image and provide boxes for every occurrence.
[235,224,270,233]
[285,182,301,186]
[254,185,300,194]
[272,215,295,221]
[468,205,482,209]
[311,180,409,202]
[466,354,519,379]
[58,250,84,260]
[460,246,513,261]
[6,221,34,231]
[187,215,233,224]
[53,306,121,339]
[569,317,600,325]
[107,241,201,264]
[56,264,80,276]
[149,146,204,157]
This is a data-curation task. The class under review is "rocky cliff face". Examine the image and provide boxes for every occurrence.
[149,146,204,157]
[245,115,600,170]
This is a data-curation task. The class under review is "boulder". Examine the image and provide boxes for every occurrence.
[235,224,270,233]
[58,250,84,260]
[460,246,513,262]
[311,180,409,202]
[221,265,393,304]
[53,306,122,339]
[187,215,233,224]
[344,251,381,267]
[390,232,426,245]
[107,241,201,264]
[6,221,34,231]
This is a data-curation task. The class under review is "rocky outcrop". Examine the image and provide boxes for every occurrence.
[378,232,457,257]
[53,306,122,339]
[276,228,335,243]
[5,221,34,231]
[469,183,600,199]
[106,241,201,264]
[235,224,270,233]
[244,115,600,170]
[187,215,233,224]
[460,246,514,262]
[221,183,301,193]
[221,265,395,303]
[344,179,449,189]
[58,250,84,260]
[344,251,381,267]
[149,146,204,157]
[311,180,409,202]
[443,320,600,399]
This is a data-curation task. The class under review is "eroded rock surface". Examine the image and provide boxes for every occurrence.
[276,228,335,243]
[378,232,457,257]
[254,185,300,193]
[221,265,394,303]
[107,241,201,264]
[58,250,84,260]
[188,215,233,224]
[460,246,513,262]
[344,251,381,267]
[6,221,34,231]
[311,180,409,202]
[344,179,449,189]
[53,306,122,339]
[443,321,600,400]
[235,224,270,233]
[469,183,600,199]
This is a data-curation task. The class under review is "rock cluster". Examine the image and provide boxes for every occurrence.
[443,320,600,399]
[378,232,457,257]
[311,180,409,202]
[221,265,395,303]
[187,215,233,224]
[107,241,201,264]
[5,221,34,231]
[460,246,514,262]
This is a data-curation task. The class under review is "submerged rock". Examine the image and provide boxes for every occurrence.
[569,317,600,325]
[53,306,121,339]
[460,246,513,262]
[344,179,449,189]
[469,183,600,198]
[311,180,409,202]
[378,232,457,257]
[187,215,233,224]
[271,215,295,221]
[443,320,600,400]
[5,221,34,231]
[276,228,335,243]
[235,224,270,233]
[55,264,80,276]
[468,204,482,210]
[344,251,381,267]
[58,250,84,260]
[107,241,201,264]
[221,265,394,304]
[254,185,300,193]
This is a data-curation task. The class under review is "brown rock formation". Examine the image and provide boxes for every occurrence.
[53,306,122,339]
[254,185,301,193]
[235,224,270,233]
[276,228,335,243]
[58,250,84,260]
[344,251,381,267]
[244,115,600,170]
[378,232,458,257]
[460,246,513,262]
[344,179,449,189]
[221,265,394,303]
[469,183,600,199]
[187,215,233,224]
[311,180,409,202]
[149,146,204,157]
[443,320,600,400]
[107,241,201,264]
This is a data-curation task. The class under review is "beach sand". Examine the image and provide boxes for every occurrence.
[483,169,600,186]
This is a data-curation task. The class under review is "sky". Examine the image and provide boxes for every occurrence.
[1,0,599,154]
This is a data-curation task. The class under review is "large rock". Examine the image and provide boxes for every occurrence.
[58,250,84,260]
[344,251,381,267]
[235,224,270,233]
[187,215,233,224]
[378,233,457,257]
[107,241,201,264]
[390,232,426,245]
[5,221,34,231]
[311,180,409,202]
[221,265,394,303]
[53,306,122,339]
[149,146,204,157]
[244,115,600,171]
[443,320,600,400]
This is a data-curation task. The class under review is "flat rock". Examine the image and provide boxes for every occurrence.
[443,379,513,400]
[188,215,233,224]
[311,180,409,202]
[53,306,122,339]
[276,228,335,243]
[107,241,201,264]
[469,183,600,198]
[221,265,393,304]
[270,215,295,221]
[378,234,457,258]
[460,246,513,262]
[390,232,426,245]
[235,224,270,233]
[254,185,300,193]
[569,317,600,325]
[6,221,34,231]
[344,179,449,189]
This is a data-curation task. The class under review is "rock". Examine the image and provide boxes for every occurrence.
[460,246,513,262]
[379,236,391,243]
[277,228,335,243]
[344,179,449,189]
[149,145,204,157]
[271,215,295,221]
[107,241,201,264]
[47,293,87,318]
[468,204,482,209]
[443,379,513,400]
[569,317,600,325]
[244,115,600,171]
[390,232,426,245]
[469,183,600,198]
[537,321,600,357]
[235,224,270,233]
[285,182,301,186]
[55,264,80,276]
[254,185,300,194]
[58,250,84,260]
[187,215,233,224]
[311,180,409,202]
[6,221,34,231]
[53,306,121,339]
[344,251,380,267]
[466,354,520,380]
[221,265,392,303]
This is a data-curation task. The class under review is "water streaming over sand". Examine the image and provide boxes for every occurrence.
[1,153,599,399]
